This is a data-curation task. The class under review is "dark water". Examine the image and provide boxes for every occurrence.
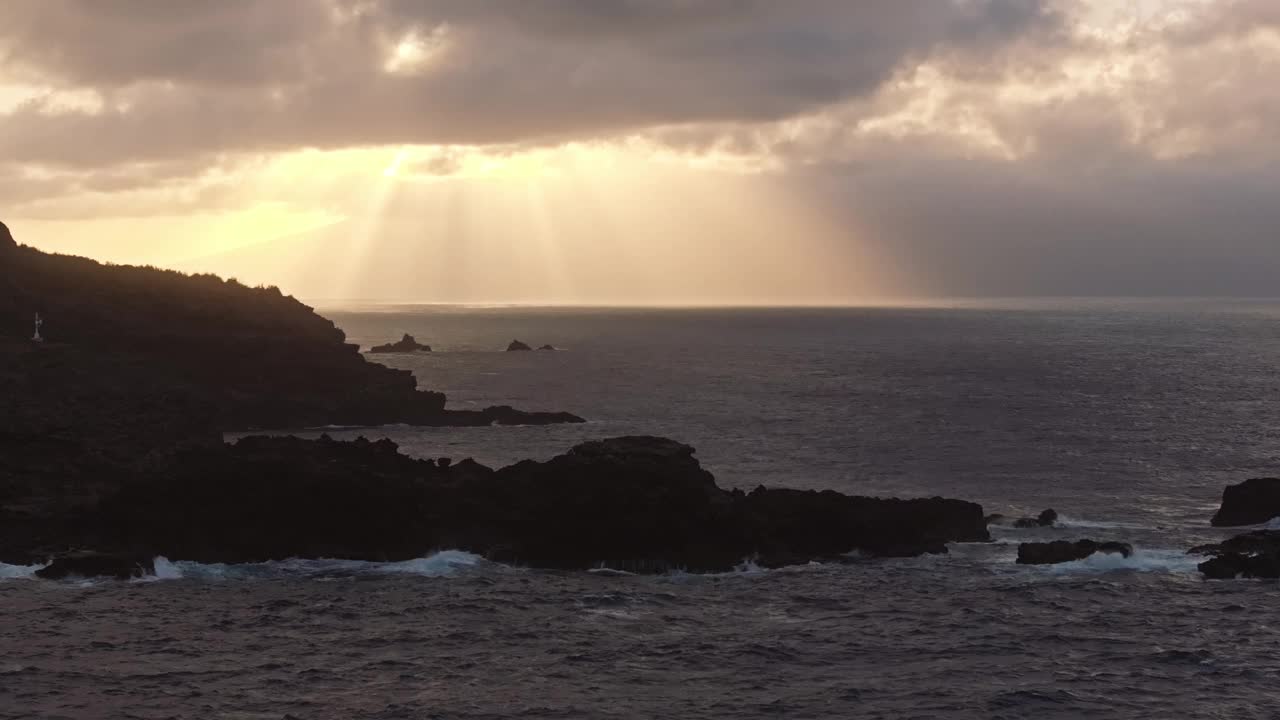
[5,301,1280,718]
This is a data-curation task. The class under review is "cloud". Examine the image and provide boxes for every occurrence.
[3,0,1280,297]
[0,0,1059,168]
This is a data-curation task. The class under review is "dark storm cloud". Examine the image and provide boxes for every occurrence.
[0,1,339,88]
[0,0,1059,167]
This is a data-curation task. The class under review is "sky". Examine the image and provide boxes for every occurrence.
[1,0,1278,304]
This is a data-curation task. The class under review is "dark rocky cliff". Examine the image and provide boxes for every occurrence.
[0,223,579,554]
[0,227,581,430]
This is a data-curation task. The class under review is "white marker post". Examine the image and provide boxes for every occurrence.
[32,312,43,343]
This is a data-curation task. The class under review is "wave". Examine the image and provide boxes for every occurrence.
[1051,514,1153,530]
[0,562,45,580]
[1039,548,1199,575]
[146,550,483,581]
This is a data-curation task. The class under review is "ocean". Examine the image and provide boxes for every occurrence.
[4,301,1280,718]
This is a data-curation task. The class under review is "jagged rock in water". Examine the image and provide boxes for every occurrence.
[507,340,532,351]
[368,333,432,351]
[538,345,557,351]
[1016,539,1132,565]
[1013,508,1059,528]
[1210,478,1280,527]
[1189,530,1280,579]
[35,551,154,580]
[78,436,990,573]
[986,508,1058,528]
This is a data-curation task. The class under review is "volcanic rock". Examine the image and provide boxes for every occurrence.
[35,551,155,580]
[1210,478,1280,527]
[82,435,990,573]
[507,340,532,351]
[1016,539,1132,565]
[0,224,581,430]
[0,221,583,558]
[369,334,432,353]
[1189,530,1280,579]
[1014,508,1059,528]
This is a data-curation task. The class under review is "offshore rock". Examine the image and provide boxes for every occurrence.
[369,334,432,353]
[538,345,557,351]
[1190,530,1280,579]
[35,551,154,580]
[507,340,532,351]
[1014,509,1059,528]
[1210,478,1280,527]
[83,436,990,573]
[1016,540,1132,565]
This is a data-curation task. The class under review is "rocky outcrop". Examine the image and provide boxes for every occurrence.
[1210,478,1280,527]
[1014,509,1059,528]
[1190,530,1280,579]
[538,344,557,351]
[369,334,432,353]
[507,340,532,351]
[986,508,1058,528]
[1016,540,1132,565]
[35,551,154,580]
[0,224,581,431]
[0,220,14,250]
[0,222,584,559]
[64,436,989,573]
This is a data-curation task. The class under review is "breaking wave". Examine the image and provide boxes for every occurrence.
[1050,514,1153,530]
[1040,548,1200,575]
[147,550,485,581]
[0,561,45,580]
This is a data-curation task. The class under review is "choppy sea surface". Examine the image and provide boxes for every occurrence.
[6,300,1280,719]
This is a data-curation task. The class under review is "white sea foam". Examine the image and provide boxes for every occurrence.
[588,566,637,577]
[377,550,483,576]
[150,556,185,580]
[141,550,484,581]
[1054,514,1152,530]
[1042,548,1199,575]
[0,562,45,580]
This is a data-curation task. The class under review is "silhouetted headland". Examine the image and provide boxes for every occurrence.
[0,228,579,429]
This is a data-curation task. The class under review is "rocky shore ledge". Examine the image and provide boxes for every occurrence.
[20,435,991,574]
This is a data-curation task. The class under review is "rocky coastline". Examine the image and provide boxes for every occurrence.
[5,221,1280,581]
[1,222,991,575]
[21,435,991,573]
